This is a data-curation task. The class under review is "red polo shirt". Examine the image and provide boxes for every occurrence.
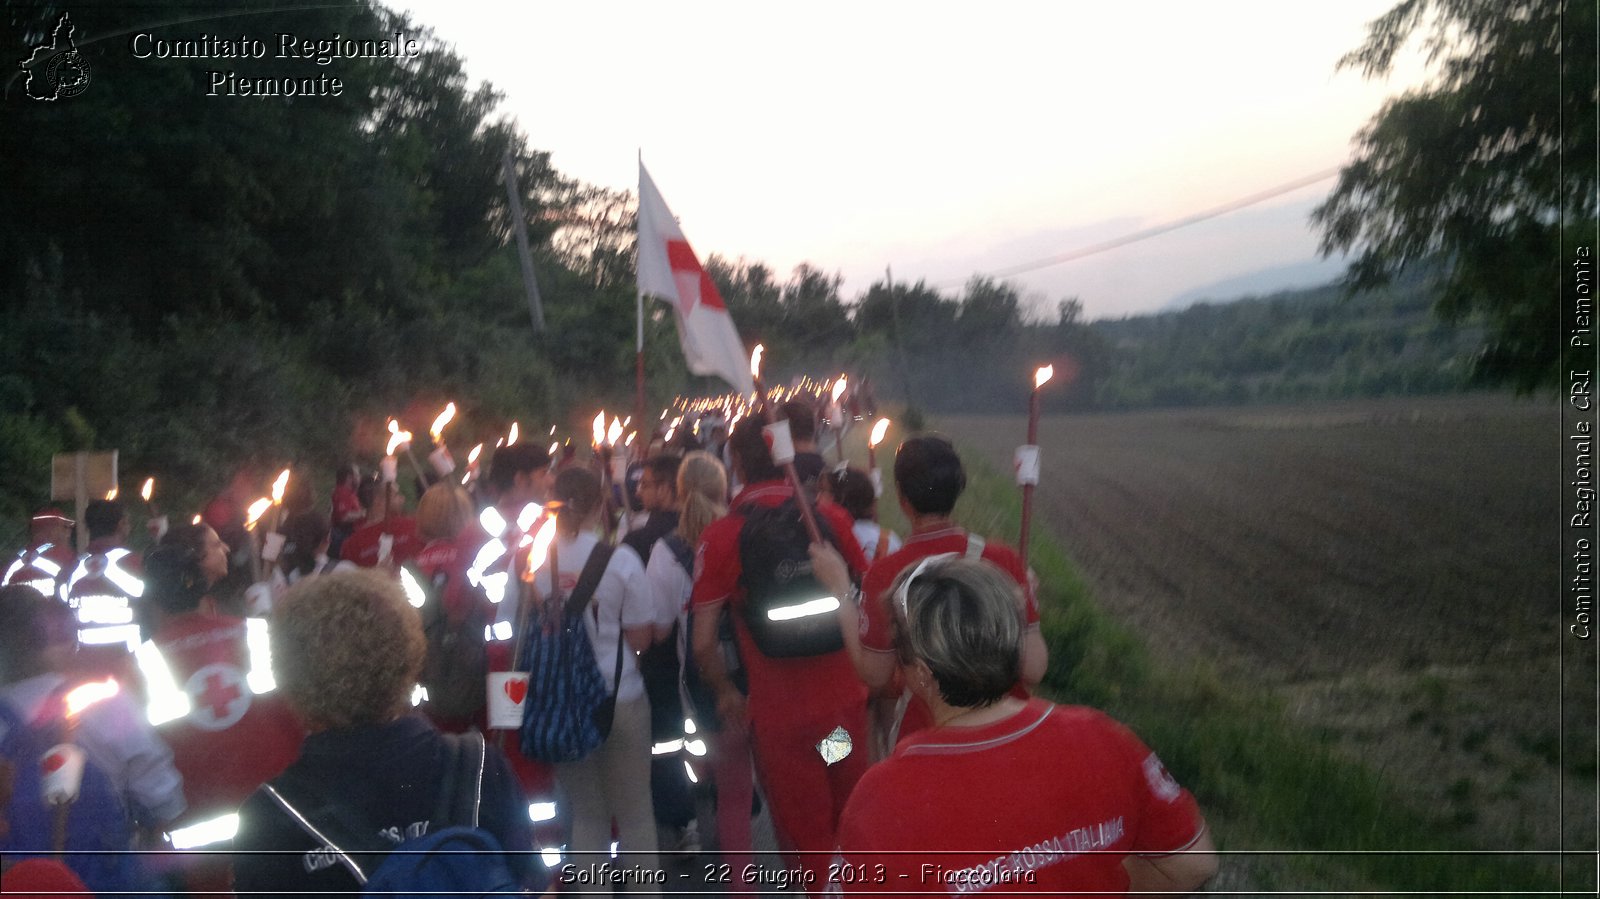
[690,480,870,725]
[860,526,1040,738]
[833,699,1204,894]
[339,516,423,568]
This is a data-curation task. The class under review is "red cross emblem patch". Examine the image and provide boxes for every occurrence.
[184,663,251,731]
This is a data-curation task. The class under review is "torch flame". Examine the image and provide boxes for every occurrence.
[386,430,411,456]
[141,478,154,503]
[430,402,457,441]
[750,344,764,379]
[65,678,120,718]
[869,418,891,448]
[104,488,118,501]
[517,502,545,533]
[191,514,202,526]
[607,417,623,446]
[245,498,272,530]
[625,431,637,447]
[468,443,483,465]
[592,412,606,447]
[506,422,519,446]
[549,442,559,456]
[832,377,848,403]
[526,515,558,574]
[1035,365,1054,389]
[270,469,290,504]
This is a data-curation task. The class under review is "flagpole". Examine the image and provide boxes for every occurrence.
[635,150,647,440]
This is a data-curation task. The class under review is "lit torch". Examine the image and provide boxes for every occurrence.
[830,375,851,462]
[1017,364,1055,570]
[244,498,272,532]
[511,506,562,667]
[387,419,427,485]
[868,417,891,497]
[462,442,484,487]
[44,678,120,853]
[429,402,458,476]
[750,345,823,543]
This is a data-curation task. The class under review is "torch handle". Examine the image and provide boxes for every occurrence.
[52,802,69,857]
[757,378,825,545]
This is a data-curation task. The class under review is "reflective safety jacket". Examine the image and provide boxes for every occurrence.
[3,542,74,600]
[135,615,304,851]
[65,547,146,652]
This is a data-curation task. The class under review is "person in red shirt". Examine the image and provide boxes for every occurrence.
[3,507,77,600]
[818,554,1216,896]
[137,529,305,895]
[328,464,365,559]
[339,477,423,569]
[691,416,872,891]
[851,435,1048,748]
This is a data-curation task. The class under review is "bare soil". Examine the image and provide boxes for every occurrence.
[942,393,1594,864]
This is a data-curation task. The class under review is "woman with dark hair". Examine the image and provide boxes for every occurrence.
[823,466,901,564]
[812,551,1218,895]
[135,525,305,890]
[532,466,660,888]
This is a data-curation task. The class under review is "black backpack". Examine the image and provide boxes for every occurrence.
[405,563,489,720]
[261,732,521,899]
[736,496,845,658]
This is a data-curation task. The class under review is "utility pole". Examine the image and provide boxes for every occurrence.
[501,148,545,333]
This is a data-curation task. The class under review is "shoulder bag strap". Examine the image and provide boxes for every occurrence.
[567,544,626,695]
[561,544,615,619]
[964,533,986,560]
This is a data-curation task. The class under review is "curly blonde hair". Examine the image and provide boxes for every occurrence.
[271,568,426,729]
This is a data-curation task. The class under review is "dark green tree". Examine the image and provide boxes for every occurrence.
[1313,0,1597,391]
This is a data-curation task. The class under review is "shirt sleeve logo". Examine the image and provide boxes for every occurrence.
[1142,752,1182,802]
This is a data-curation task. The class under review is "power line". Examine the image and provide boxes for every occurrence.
[939,166,1343,288]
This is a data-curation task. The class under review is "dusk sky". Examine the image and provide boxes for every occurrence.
[397,1,1428,320]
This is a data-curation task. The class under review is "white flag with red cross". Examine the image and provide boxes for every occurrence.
[637,163,755,396]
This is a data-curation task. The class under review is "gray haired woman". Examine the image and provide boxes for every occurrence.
[809,547,1218,895]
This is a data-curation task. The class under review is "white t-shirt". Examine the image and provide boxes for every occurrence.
[530,532,654,703]
[852,520,902,564]
[644,535,693,632]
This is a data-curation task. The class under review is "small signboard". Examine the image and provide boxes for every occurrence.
[50,451,117,553]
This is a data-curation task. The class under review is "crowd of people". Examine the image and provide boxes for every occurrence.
[0,394,1216,897]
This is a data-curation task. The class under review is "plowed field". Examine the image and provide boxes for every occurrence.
[942,393,1590,855]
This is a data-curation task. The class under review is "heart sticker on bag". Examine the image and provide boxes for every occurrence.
[504,679,527,705]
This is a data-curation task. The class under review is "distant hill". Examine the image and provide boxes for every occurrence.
[1087,264,1484,409]
[1159,257,1348,311]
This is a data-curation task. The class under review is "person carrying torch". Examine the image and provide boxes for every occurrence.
[843,434,1050,755]
[0,585,185,896]
[687,346,875,888]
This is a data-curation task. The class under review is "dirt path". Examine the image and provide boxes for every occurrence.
[942,394,1591,856]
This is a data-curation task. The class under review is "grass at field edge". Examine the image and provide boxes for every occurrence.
[857,417,1559,893]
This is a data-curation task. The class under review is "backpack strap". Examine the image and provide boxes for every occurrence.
[964,533,986,560]
[662,533,694,576]
[561,544,615,619]
[433,732,486,829]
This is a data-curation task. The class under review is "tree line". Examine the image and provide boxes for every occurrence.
[1,0,1567,550]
